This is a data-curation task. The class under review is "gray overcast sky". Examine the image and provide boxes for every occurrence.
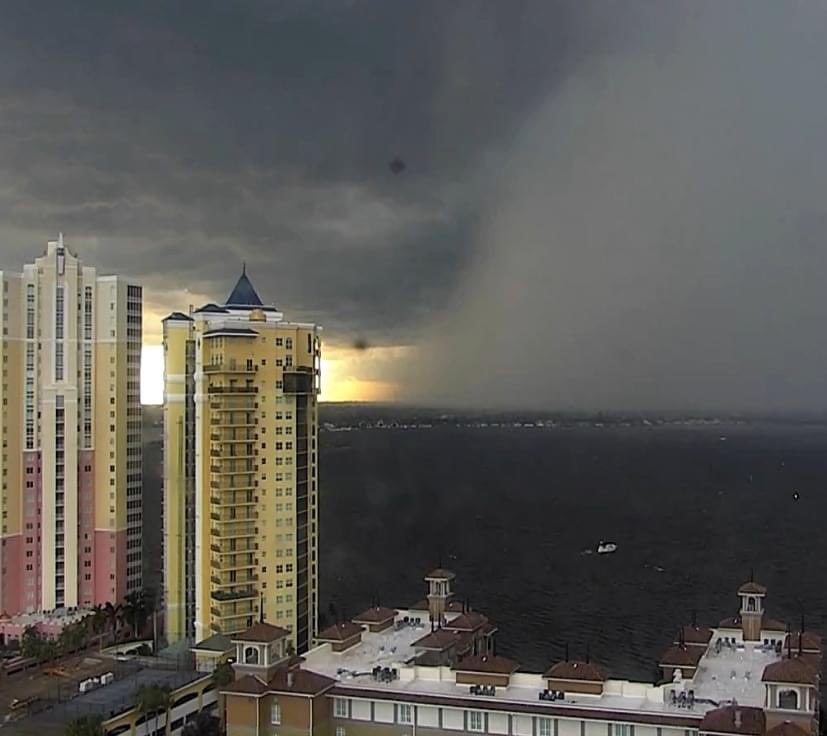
[1,2,826,411]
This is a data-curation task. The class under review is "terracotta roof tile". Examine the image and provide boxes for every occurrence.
[784,632,821,652]
[762,657,818,685]
[738,581,768,595]
[763,618,788,632]
[660,645,705,667]
[425,568,456,580]
[719,616,742,629]
[675,626,713,646]
[352,607,397,625]
[414,628,465,651]
[544,660,607,682]
[766,722,812,736]
[317,621,363,642]
[700,706,765,735]
[454,655,519,675]
[232,622,290,643]
[267,667,336,695]
[222,674,269,695]
[444,612,488,632]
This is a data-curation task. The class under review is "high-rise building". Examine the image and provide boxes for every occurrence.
[163,267,321,652]
[0,236,142,615]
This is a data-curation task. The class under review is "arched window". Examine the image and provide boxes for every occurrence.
[244,646,260,665]
[778,689,799,710]
[747,598,756,612]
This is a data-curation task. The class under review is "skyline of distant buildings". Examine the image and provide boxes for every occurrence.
[0,237,142,617]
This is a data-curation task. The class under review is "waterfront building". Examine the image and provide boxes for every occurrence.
[0,236,142,616]
[163,267,321,652]
[219,570,821,736]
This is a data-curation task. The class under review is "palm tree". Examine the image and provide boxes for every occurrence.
[122,589,156,639]
[136,683,172,736]
[103,601,122,643]
[212,661,234,727]
[65,714,103,736]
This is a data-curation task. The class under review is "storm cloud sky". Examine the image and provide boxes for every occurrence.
[1,1,826,411]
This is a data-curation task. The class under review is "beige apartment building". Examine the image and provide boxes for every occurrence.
[163,267,320,653]
[0,236,142,616]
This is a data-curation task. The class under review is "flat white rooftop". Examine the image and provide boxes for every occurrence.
[692,641,780,708]
[302,610,731,720]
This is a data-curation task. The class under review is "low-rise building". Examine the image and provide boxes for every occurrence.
[220,570,821,736]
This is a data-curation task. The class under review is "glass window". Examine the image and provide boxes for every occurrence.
[538,719,553,736]
[334,698,348,718]
[271,702,281,724]
[399,704,413,724]
[468,711,483,732]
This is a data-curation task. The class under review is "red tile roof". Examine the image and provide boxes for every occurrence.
[766,722,811,736]
[454,655,519,675]
[317,621,363,642]
[267,667,337,695]
[444,612,488,632]
[425,568,456,580]
[544,660,607,682]
[232,622,290,643]
[223,674,269,695]
[352,607,397,625]
[738,581,768,595]
[700,706,765,735]
[719,616,742,629]
[660,645,704,668]
[784,632,821,652]
[675,626,713,646]
[763,618,788,632]
[413,628,465,651]
[762,657,818,685]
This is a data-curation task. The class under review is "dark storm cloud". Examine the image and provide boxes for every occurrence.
[4,2,822,411]
[405,2,827,413]
[0,0,614,342]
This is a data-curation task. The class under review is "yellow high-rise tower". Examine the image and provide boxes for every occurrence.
[163,268,321,653]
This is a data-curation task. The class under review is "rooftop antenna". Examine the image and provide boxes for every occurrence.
[585,642,591,663]
[691,609,697,628]
[799,613,805,657]
[259,594,265,623]
[749,566,754,583]
[787,624,792,659]
[242,261,247,276]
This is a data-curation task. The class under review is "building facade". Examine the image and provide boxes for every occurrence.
[221,571,821,736]
[0,236,142,616]
[163,268,321,652]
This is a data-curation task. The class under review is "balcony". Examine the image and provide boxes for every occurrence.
[208,385,258,395]
[211,574,258,588]
[209,464,256,475]
[204,363,257,374]
[211,510,258,523]
[210,480,257,491]
[210,431,257,442]
[211,524,256,539]
[211,587,257,602]
[210,495,255,507]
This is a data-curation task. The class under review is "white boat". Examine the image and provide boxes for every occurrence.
[597,541,617,554]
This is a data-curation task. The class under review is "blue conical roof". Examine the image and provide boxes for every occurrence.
[225,265,264,307]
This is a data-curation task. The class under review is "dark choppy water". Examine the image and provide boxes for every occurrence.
[319,414,827,681]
